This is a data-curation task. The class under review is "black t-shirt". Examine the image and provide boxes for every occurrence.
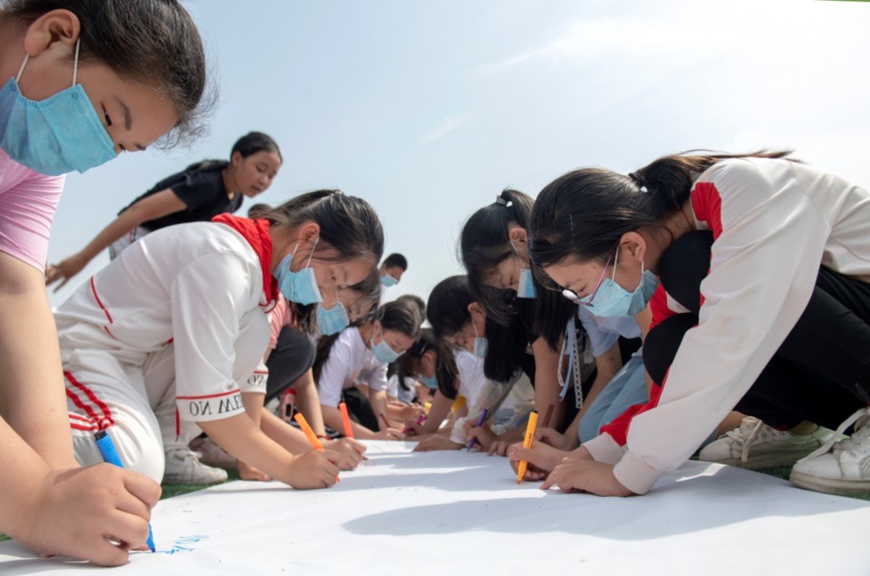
[119,163,242,231]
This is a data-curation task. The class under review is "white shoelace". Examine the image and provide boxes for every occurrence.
[799,406,870,462]
[739,419,765,464]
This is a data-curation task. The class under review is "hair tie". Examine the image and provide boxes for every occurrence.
[495,195,513,207]
[628,172,648,193]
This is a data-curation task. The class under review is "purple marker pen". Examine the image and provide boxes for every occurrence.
[467,409,488,451]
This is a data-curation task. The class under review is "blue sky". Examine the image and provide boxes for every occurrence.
[46,0,870,307]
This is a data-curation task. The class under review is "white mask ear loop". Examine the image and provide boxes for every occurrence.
[611,245,620,281]
[510,241,529,269]
[15,54,29,83]
[304,236,319,267]
[71,38,81,86]
[16,38,81,86]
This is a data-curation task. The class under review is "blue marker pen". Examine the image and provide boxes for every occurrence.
[94,430,156,552]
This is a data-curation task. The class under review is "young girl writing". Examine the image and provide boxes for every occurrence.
[57,191,378,499]
[46,131,283,290]
[0,0,208,564]
[418,275,533,451]
[461,190,647,453]
[315,299,421,439]
[524,151,870,497]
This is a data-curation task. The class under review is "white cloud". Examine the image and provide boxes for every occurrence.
[477,1,862,75]
[421,113,473,143]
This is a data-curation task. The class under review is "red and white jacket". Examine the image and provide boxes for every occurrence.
[56,219,274,424]
[583,157,870,494]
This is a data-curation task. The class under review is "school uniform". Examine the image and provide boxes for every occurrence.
[584,157,870,495]
[317,327,389,430]
[57,218,274,483]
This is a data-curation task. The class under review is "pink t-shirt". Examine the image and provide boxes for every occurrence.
[268,294,298,349]
[0,148,65,270]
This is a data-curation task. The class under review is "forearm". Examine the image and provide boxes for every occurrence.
[291,369,326,436]
[0,256,76,467]
[259,409,314,453]
[76,210,149,261]
[198,415,297,484]
[532,337,564,428]
[369,389,389,429]
[0,417,54,538]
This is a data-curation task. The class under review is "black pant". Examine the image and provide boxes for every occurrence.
[341,386,379,431]
[264,326,316,404]
[644,231,870,430]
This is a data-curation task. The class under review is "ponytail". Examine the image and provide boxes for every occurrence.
[460,189,534,325]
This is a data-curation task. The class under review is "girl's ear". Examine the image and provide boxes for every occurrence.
[467,301,484,318]
[23,9,81,58]
[507,226,528,246]
[297,222,321,244]
[619,231,647,264]
[230,150,243,167]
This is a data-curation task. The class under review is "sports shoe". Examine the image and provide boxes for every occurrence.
[189,436,237,469]
[163,448,229,485]
[791,407,870,495]
[699,417,836,469]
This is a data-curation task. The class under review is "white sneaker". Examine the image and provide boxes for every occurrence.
[699,417,836,469]
[791,407,870,495]
[163,448,229,485]
[189,436,237,469]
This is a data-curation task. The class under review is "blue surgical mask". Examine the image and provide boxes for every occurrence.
[274,239,323,305]
[317,300,349,335]
[0,40,116,176]
[371,328,403,364]
[471,321,488,359]
[511,241,537,299]
[420,374,439,389]
[380,273,398,287]
[583,249,659,318]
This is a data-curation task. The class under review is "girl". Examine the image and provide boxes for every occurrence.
[0,0,208,565]
[56,191,378,499]
[525,151,870,497]
[193,280,381,481]
[420,275,536,452]
[315,299,421,439]
[46,131,283,290]
[461,190,647,452]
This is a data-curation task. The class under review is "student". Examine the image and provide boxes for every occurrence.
[57,190,378,503]
[522,151,870,497]
[379,252,407,287]
[421,275,540,451]
[0,0,208,565]
[461,190,646,451]
[192,282,379,479]
[314,299,421,438]
[395,328,443,407]
[45,131,283,290]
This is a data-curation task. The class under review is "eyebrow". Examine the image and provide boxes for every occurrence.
[114,96,147,151]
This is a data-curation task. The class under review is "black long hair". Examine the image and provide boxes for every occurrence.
[6,0,212,147]
[426,275,529,383]
[459,190,579,351]
[531,149,795,268]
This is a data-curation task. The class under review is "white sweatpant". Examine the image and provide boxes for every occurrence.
[65,345,202,484]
